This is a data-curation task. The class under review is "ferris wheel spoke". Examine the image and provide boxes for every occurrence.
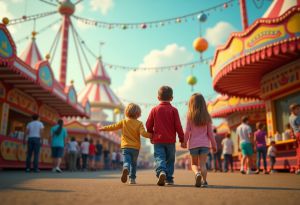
[8,11,58,26]
[38,0,58,7]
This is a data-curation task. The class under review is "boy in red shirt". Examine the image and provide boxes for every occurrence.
[146,86,185,186]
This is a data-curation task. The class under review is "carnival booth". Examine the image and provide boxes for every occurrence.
[210,0,300,171]
[0,21,90,169]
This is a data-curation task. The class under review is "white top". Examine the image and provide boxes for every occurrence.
[111,152,117,161]
[267,146,276,157]
[222,138,234,155]
[69,141,78,152]
[26,120,44,138]
[236,123,252,144]
[81,141,90,154]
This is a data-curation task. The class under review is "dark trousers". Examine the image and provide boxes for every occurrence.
[213,150,222,170]
[206,152,212,170]
[223,154,233,171]
[82,154,88,169]
[26,138,41,171]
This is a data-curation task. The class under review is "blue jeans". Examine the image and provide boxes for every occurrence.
[206,152,212,170]
[26,137,41,171]
[122,148,139,179]
[154,143,175,181]
[256,146,267,170]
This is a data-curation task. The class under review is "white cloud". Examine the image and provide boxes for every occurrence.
[76,3,84,13]
[115,44,193,119]
[90,0,114,15]
[205,21,236,47]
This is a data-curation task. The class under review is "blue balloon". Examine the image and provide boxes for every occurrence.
[197,13,207,22]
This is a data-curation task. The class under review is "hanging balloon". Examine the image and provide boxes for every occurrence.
[187,75,197,91]
[122,25,127,30]
[193,37,208,53]
[197,13,207,23]
[176,18,181,23]
[223,3,228,9]
[114,108,120,115]
[160,22,164,26]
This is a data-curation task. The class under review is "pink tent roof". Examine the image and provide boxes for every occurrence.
[20,37,43,69]
[78,57,123,109]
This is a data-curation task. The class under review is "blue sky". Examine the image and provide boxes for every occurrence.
[1,0,272,125]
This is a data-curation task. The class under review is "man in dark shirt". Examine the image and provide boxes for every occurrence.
[95,140,103,170]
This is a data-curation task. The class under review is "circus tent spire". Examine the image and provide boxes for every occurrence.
[263,0,300,18]
[20,31,43,69]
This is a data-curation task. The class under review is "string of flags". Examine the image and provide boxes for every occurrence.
[72,0,236,30]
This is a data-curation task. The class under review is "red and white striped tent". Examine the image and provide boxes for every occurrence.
[20,34,43,69]
[263,0,300,18]
[78,57,123,110]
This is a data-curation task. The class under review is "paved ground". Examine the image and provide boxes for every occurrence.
[0,169,299,205]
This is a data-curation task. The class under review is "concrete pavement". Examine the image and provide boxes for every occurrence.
[0,169,299,205]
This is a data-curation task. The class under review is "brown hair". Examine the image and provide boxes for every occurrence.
[289,103,300,111]
[225,132,231,138]
[241,116,249,123]
[187,93,212,126]
[158,86,173,101]
[256,122,264,130]
[125,103,141,119]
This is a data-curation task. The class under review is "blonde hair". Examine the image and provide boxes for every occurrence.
[125,103,141,119]
[187,93,212,126]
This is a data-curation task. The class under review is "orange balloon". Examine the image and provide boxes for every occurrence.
[193,37,208,53]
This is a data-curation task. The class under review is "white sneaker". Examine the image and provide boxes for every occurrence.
[56,167,63,173]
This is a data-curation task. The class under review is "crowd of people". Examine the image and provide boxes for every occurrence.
[24,85,300,187]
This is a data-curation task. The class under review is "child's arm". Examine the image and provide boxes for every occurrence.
[184,119,191,144]
[139,123,152,139]
[207,123,217,152]
[99,120,123,132]
[174,108,184,143]
[146,109,154,133]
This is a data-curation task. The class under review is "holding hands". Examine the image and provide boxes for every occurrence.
[180,142,187,149]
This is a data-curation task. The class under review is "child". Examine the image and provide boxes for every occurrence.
[254,122,269,174]
[222,133,234,173]
[282,124,293,140]
[289,103,300,174]
[99,103,151,184]
[146,86,185,186]
[89,139,96,171]
[183,93,217,187]
[267,141,277,173]
[80,138,89,171]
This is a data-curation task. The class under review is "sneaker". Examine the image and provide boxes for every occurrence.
[129,178,136,184]
[157,171,166,186]
[240,170,246,174]
[121,168,129,183]
[166,179,174,185]
[201,181,208,188]
[56,167,63,173]
[25,168,30,173]
[246,169,257,175]
[195,173,201,187]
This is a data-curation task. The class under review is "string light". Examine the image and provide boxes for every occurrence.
[72,0,236,30]
[7,11,58,26]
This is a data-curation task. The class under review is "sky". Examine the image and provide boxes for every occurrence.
[0,0,273,126]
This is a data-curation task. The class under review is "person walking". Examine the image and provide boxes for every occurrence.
[68,137,79,172]
[24,114,44,172]
[213,128,223,172]
[81,137,90,171]
[95,140,103,170]
[50,119,68,173]
[254,122,269,174]
[222,133,234,172]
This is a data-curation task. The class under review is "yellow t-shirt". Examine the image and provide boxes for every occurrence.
[101,119,151,150]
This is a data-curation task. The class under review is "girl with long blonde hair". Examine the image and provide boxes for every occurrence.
[183,93,217,187]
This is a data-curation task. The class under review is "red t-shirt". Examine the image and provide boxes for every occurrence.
[146,102,184,144]
[89,144,96,156]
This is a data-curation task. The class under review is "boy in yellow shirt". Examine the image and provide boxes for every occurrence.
[99,103,151,184]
